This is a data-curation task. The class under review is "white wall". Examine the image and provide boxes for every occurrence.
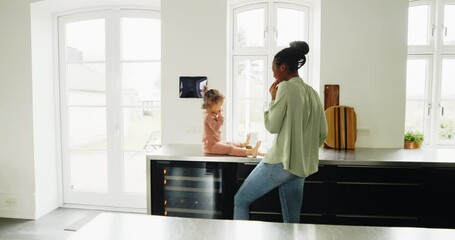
[161,0,227,145]
[30,1,59,218]
[0,0,36,219]
[320,0,408,148]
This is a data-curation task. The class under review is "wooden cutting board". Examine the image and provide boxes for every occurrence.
[324,84,339,110]
[325,106,357,149]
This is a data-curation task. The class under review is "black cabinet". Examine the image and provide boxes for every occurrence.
[236,163,331,223]
[235,164,425,226]
[330,166,423,227]
[425,167,455,228]
[150,161,236,219]
[300,165,331,224]
[149,160,455,228]
[236,163,282,222]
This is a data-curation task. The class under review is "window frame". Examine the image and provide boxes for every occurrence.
[233,3,269,53]
[229,1,312,148]
[58,8,161,209]
[441,0,455,52]
[408,0,435,53]
[406,0,455,147]
[231,55,269,144]
[405,55,433,140]
[436,56,455,145]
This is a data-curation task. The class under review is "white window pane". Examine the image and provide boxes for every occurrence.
[276,8,305,47]
[123,152,146,194]
[122,62,161,106]
[408,5,429,45]
[441,59,455,99]
[233,100,266,144]
[405,100,425,133]
[67,63,106,106]
[235,59,265,99]
[123,107,161,151]
[70,150,107,191]
[121,18,161,60]
[439,101,455,141]
[69,107,107,149]
[66,19,105,61]
[406,59,427,99]
[236,8,265,47]
[443,5,455,45]
[440,60,455,142]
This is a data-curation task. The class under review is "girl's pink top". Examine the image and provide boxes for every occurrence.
[202,111,224,151]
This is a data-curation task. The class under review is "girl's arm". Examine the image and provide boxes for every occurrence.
[217,111,224,125]
[206,113,224,132]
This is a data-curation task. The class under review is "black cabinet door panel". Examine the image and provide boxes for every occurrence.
[425,168,455,228]
[334,166,422,184]
[333,183,421,217]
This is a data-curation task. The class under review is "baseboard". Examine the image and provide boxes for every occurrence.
[61,203,147,214]
[0,208,35,219]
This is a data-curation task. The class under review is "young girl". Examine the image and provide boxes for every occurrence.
[202,88,261,157]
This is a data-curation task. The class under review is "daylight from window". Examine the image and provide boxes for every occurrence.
[232,3,309,148]
[408,5,429,45]
[60,10,161,208]
[406,1,455,146]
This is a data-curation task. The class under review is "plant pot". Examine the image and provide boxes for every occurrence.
[404,140,420,149]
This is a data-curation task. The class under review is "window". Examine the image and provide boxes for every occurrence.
[406,0,455,146]
[58,9,160,208]
[230,2,311,148]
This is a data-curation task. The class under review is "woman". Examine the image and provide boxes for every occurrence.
[233,41,328,223]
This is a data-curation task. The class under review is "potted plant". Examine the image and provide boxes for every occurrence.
[404,130,424,149]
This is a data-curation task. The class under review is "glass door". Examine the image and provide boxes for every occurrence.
[119,12,162,203]
[59,9,161,209]
[59,12,110,206]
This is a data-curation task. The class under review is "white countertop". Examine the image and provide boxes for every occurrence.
[68,212,455,240]
[146,144,261,163]
[146,144,455,167]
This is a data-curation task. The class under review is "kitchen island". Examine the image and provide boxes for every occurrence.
[68,212,455,240]
[146,144,455,228]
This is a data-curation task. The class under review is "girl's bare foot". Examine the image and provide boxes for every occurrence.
[251,141,261,158]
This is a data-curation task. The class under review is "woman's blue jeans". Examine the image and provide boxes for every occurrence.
[233,161,305,223]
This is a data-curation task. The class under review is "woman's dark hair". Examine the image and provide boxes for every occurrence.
[273,41,310,73]
[201,86,224,109]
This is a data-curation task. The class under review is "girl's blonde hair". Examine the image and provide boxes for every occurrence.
[201,86,224,109]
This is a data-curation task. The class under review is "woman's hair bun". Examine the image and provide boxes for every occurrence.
[290,41,309,55]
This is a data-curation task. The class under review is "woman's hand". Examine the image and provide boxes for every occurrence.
[269,80,281,100]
